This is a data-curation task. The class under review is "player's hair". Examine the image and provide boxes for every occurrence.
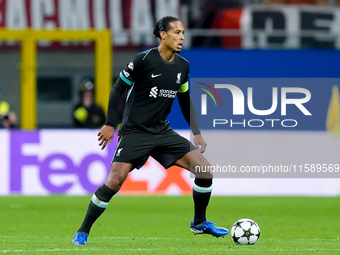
[153,16,180,39]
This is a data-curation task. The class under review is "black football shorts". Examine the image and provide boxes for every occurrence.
[112,128,196,170]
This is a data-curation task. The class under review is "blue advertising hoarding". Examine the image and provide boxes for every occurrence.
[190,78,338,131]
[167,50,340,131]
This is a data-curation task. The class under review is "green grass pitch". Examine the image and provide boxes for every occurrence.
[0,196,339,254]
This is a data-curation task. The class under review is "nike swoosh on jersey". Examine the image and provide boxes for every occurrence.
[151,74,162,78]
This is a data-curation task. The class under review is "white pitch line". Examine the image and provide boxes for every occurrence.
[0,248,103,253]
[1,236,339,253]
[296,238,339,241]
[1,247,340,253]
[0,248,162,253]
[99,236,183,240]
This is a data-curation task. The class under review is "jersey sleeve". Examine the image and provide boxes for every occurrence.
[119,52,144,86]
[178,60,190,93]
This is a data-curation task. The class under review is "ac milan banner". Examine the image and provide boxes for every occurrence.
[220,5,340,49]
[0,1,339,48]
[0,0,180,47]
[240,5,340,49]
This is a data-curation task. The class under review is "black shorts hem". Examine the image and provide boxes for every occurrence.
[162,144,197,169]
[111,158,145,171]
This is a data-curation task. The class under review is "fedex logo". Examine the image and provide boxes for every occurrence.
[3,130,192,195]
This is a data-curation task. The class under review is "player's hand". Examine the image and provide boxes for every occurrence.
[97,125,114,150]
[194,134,207,153]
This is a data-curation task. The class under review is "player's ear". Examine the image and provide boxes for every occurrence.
[160,31,166,40]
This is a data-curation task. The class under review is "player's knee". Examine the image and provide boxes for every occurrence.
[194,168,213,179]
[105,176,125,192]
[105,164,130,192]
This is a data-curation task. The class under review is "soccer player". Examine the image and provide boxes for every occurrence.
[73,16,229,245]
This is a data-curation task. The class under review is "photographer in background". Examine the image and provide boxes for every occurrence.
[72,79,106,128]
[1,111,18,129]
[0,89,17,129]
[0,89,10,117]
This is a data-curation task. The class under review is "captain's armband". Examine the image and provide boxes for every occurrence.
[178,82,188,93]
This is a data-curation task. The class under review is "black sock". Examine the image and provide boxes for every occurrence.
[77,184,116,234]
[193,178,212,225]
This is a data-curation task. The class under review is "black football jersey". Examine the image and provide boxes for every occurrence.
[118,47,189,135]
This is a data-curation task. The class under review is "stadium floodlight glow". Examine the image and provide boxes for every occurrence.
[0,29,112,129]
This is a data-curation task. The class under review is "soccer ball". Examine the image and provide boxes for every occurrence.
[231,218,260,245]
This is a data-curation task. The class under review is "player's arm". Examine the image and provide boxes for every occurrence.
[177,84,207,153]
[105,76,130,127]
[98,77,130,150]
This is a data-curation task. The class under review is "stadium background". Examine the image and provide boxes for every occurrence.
[1,0,340,196]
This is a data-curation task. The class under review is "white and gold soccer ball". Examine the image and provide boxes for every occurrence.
[231,218,260,245]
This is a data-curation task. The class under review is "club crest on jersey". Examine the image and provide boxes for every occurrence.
[176,73,181,84]
[116,148,123,157]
